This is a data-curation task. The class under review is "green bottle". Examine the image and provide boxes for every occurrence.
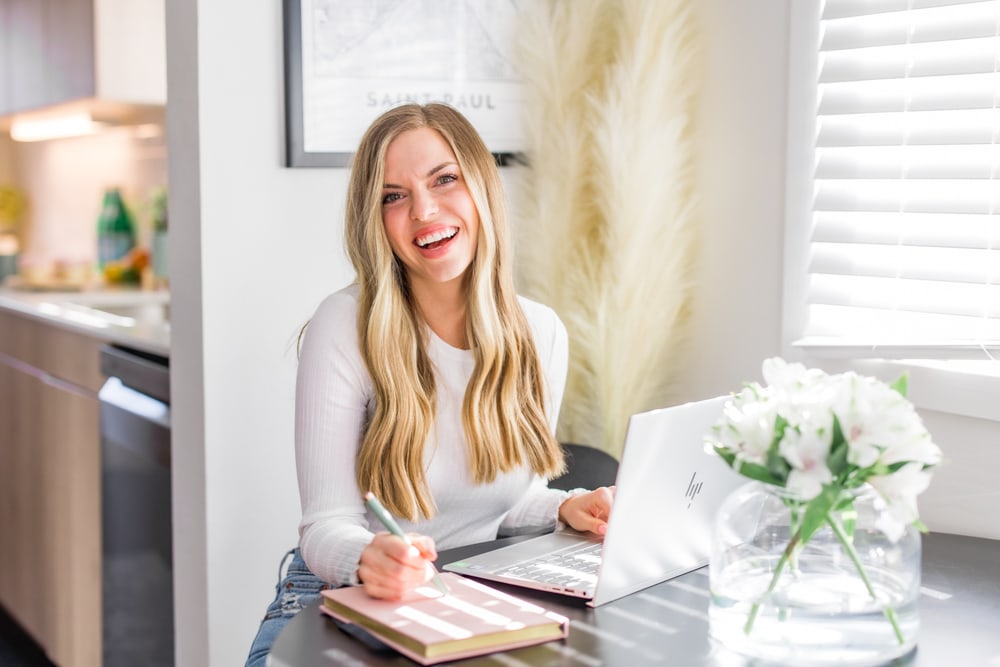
[150,187,169,280]
[96,188,136,269]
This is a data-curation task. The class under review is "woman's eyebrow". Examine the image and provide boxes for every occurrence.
[425,161,457,177]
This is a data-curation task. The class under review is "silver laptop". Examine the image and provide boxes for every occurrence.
[443,395,744,607]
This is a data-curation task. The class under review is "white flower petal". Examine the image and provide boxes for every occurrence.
[868,463,931,531]
[786,468,831,500]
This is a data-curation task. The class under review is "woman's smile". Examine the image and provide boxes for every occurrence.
[414,225,459,251]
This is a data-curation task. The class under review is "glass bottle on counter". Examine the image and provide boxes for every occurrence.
[96,187,136,269]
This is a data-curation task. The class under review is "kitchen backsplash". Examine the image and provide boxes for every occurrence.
[1,117,167,279]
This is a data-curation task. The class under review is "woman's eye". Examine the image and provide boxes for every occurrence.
[436,173,458,186]
[382,192,403,205]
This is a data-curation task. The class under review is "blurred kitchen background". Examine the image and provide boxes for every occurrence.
[0,123,167,286]
[0,1,166,290]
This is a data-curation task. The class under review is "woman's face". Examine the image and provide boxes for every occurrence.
[381,127,480,292]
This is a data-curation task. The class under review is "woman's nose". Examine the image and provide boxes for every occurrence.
[410,190,438,222]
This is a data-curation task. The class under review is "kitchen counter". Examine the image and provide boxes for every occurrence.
[0,286,170,356]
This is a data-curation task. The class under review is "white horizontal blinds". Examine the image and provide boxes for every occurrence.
[803,0,1000,354]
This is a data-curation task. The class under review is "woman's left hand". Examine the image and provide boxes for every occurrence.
[557,486,615,536]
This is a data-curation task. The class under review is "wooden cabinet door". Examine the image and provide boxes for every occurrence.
[0,316,103,667]
[36,373,102,667]
[0,360,41,628]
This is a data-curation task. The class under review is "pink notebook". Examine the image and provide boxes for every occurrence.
[319,572,569,665]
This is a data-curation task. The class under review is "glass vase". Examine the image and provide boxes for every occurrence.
[709,481,921,666]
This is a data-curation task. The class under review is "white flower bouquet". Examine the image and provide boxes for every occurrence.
[705,358,942,643]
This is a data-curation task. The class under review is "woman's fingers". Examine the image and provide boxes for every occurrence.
[558,486,616,535]
[358,532,437,599]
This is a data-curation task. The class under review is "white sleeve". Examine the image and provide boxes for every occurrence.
[294,288,375,586]
[543,307,569,433]
[498,476,570,535]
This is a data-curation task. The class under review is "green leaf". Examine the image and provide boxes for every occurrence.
[832,494,855,512]
[765,415,791,483]
[827,415,850,478]
[890,373,909,397]
[798,486,841,544]
[766,449,790,483]
[713,446,736,467]
[885,460,913,474]
[714,446,786,486]
[772,414,789,447]
[735,460,785,486]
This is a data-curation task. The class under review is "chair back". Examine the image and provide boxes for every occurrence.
[549,443,619,491]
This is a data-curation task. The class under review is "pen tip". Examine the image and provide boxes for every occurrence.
[363,491,374,501]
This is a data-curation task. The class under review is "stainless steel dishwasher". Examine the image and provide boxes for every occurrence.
[99,343,173,667]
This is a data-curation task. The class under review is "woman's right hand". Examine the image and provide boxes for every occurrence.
[357,532,439,600]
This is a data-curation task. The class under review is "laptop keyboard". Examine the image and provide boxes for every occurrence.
[495,541,603,589]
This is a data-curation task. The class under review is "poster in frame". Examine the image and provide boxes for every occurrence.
[283,0,526,168]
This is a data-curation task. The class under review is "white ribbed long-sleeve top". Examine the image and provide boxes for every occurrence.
[295,283,571,586]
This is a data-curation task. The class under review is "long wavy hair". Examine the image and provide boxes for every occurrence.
[344,103,565,520]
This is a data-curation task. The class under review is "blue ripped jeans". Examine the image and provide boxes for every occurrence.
[244,548,335,667]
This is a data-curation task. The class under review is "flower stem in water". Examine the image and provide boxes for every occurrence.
[743,531,800,635]
[742,517,904,645]
[826,512,904,644]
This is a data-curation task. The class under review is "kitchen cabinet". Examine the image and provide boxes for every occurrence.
[45,0,97,106]
[0,308,104,666]
[1,0,93,114]
[0,0,164,116]
[1,0,46,112]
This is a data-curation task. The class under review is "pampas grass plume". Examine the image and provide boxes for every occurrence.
[514,0,703,456]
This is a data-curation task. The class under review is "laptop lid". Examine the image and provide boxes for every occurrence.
[443,395,744,606]
[591,394,742,606]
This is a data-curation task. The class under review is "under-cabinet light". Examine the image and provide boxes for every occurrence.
[9,112,108,142]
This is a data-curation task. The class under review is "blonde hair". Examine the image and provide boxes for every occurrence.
[344,103,565,520]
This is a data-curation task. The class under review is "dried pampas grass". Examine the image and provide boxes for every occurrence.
[513,0,613,309]
[513,0,703,457]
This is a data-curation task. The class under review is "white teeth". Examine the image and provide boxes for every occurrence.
[416,228,457,248]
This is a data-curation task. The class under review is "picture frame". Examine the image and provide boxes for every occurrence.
[283,0,526,168]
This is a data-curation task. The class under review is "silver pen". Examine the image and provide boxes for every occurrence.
[363,491,450,595]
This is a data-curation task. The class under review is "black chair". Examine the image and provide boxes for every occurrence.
[548,443,619,491]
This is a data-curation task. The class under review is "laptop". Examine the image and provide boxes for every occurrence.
[443,395,745,607]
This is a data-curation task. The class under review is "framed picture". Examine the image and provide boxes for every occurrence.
[283,0,527,168]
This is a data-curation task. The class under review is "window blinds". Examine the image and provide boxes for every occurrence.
[800,0,1000,356]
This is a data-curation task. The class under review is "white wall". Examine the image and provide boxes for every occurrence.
[167,1,353,664]
[680,0,789,400]
[166,0,794,664]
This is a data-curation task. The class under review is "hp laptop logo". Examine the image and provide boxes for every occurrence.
[685,472,703,509]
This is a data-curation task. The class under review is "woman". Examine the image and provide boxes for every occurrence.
[246,103,613,666]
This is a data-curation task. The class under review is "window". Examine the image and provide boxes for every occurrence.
[784,0,1000,361]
